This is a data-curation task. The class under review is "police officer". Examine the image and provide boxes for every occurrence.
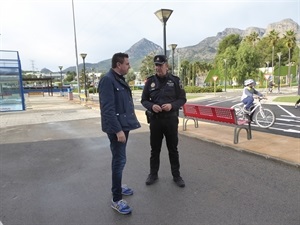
[141,55,187,188]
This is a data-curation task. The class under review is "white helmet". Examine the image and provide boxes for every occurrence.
[244,79,255,86]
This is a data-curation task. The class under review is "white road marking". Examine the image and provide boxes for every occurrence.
[281,115,300,119]
[284,129,300,133]
[276,118,297,122]
[274,122,300,128]
[268,126,300,133]
[277,105,296,117]
[206,101,220,106]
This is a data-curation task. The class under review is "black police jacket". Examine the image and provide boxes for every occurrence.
[141,74,186,113]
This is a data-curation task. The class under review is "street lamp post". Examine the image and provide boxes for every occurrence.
[277,52,282,93]
[154,9,173,56]
[223,59,227,92]
[266,61,270,73]
[213,76,218,95]
[50,72,53,96]
[297,42,300,95]
[58,66,63,96]
[168,44,177,74]
[92,69,95,95]
[80,53,87,99]
[264,74,271,94]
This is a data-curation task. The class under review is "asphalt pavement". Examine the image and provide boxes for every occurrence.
[0,93,299,225]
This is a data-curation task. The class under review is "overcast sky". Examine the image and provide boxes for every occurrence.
[1,0,299,72]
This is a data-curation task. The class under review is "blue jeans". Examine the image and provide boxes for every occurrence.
[107,131,129,202]
[242,96,254,111]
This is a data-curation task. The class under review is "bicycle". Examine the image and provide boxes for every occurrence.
[231,97,276,128]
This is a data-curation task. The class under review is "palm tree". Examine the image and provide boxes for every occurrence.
[244,31,260,47]
[266,29,280,74]
[283,30,297,86]
[180,60,190,86]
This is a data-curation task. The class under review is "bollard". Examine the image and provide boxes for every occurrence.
[67,88,73,100]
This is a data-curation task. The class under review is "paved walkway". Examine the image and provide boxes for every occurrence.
[1,93,299,167]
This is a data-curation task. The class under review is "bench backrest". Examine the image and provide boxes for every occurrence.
[183,103,237,124]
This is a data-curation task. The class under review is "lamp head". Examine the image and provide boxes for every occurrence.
[154,9,173,23]
[277,52,282,58]
[168,44,177,51]
[80,53,87,59]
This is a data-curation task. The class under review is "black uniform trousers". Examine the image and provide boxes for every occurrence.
[149,114,181,178]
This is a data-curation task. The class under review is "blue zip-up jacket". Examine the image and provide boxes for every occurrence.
[98,69,140,134]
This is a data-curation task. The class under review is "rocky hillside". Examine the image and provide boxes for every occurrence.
[177,18,299,64]
[63,18,299,72]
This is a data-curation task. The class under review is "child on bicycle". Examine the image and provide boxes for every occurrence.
[241,79,263,113]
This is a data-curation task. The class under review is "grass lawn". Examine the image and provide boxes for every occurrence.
[186,95,200,100]
[272,96,299,103]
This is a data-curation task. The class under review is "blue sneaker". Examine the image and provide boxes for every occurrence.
[111,199,132,215]
[122,185,133,196]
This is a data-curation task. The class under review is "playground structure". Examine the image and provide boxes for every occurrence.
[0,50,25,111]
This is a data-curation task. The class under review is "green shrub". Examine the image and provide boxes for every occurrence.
[130,86,144,90]
[184,86,222,93]
[88,87,96,93]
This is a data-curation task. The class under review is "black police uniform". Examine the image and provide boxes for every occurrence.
[141,73,187,178]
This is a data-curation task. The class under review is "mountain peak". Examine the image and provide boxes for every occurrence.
[126,38,162,59]
[265,18,300,38]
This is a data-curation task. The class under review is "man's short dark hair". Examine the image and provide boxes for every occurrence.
[112,53,129,68]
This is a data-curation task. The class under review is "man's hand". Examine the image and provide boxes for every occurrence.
[161,103,172,111]
[152,104,162,113]
[116,130,126,143]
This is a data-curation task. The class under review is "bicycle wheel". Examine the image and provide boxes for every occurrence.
[253,108,275,128]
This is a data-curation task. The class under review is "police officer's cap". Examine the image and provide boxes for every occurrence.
[154,55,168,65]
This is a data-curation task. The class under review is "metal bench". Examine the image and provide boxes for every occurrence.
[182,103,252,144]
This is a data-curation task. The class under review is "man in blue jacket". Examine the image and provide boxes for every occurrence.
[98,52,140,215]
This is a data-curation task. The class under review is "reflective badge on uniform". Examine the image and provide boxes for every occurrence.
[151,82,155,88]
[167,80,174,87]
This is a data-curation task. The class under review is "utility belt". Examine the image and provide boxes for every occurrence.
[145,110,178,123]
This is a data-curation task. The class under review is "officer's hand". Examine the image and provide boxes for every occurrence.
[116,130,126,143]
[152,104,162,113]
[161,103,172,111]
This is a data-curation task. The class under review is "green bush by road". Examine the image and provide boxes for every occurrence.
[272,96,299,103]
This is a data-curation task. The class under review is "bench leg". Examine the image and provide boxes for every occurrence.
[234,126,252,144]
[247,122,252,139]
[183,118,198,131]
[183,118,187,131]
